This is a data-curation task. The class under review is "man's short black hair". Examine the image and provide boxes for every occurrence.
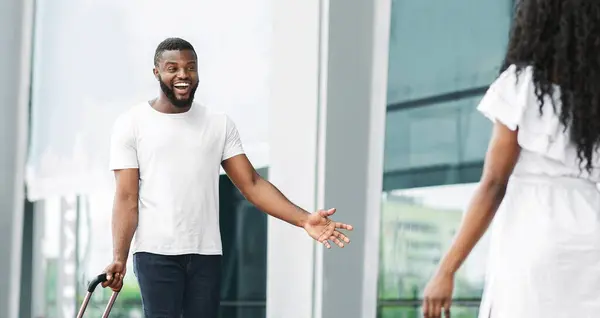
[154,37,196,66]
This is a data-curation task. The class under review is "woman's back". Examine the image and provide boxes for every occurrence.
[471,64,600,317]
[478,64,600,183]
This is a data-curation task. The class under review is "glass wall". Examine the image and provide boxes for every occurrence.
[35,171,267,318]
[378,0,514,316]
[27,0,271,317]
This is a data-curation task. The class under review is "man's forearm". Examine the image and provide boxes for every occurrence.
[243,177,310,227]
[112,198,139,262]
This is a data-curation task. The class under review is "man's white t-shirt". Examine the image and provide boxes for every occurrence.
[108,101,244,256]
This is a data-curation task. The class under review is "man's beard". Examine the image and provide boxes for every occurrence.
[158,76,198,108]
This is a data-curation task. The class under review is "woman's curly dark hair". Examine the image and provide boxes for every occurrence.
[501,0,600,171]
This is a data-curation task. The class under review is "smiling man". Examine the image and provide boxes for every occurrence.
[101,37,353,318]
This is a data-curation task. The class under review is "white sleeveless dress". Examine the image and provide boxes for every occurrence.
[476,64,600,318]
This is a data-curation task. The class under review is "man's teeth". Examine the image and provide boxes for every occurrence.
[174,83,190,88]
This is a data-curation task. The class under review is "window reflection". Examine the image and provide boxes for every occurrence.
[378,183,490,310]
[384,96,491,175]
[386,0,512,104]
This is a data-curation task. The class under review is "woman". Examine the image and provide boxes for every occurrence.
[422,1,600,317]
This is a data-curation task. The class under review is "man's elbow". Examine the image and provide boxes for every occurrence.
[239,173,262,201]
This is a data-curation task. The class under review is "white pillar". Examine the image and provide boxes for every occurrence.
[0,0,33,316]
[267,1,321,317]
[267,0,391,317]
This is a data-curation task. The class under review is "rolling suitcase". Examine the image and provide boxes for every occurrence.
[76,273,120,318]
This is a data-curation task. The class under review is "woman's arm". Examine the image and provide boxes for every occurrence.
[422,122,521,317]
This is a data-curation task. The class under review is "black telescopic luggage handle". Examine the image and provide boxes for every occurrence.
[76,273,120,318]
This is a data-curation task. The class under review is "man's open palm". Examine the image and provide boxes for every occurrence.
[303,208,353,248]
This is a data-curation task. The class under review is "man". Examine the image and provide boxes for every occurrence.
[101,37,353,318]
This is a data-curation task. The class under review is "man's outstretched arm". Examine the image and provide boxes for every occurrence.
[222,154,353,248]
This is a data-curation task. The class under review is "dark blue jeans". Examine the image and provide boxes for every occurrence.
[133,252,222,318]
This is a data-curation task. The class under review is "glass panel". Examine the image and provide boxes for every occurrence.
[378,183,490,301]
[379,0,512,315]
[219,173,268,308]
[379,305,479,318]
[383,96,492,188]
[386,0,513,104]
